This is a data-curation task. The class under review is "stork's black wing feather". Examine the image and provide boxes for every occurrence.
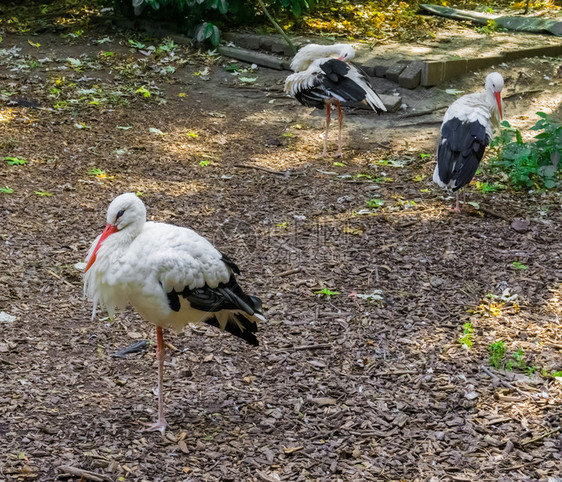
[437,117,489,191]
[166,274,262,345]
[320,58,350,80]
[323,76,367,103]
[349,60,385,115]
[204,313,258,346]
[167,276,259,315]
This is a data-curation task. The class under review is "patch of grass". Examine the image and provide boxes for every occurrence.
[488,340,506,369]
[314,288,340,299]
[199,160,210,167]
[34,191,52,197]
[459,322,473,349]
[0,186,14,194]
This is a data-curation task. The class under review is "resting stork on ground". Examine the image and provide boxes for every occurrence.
[433,72,504,212]
[284,43,386,157]
[84,193,264,435]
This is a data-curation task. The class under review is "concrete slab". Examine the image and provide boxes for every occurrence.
[217,46,288,70]
[398,61,423,89]
[385,61,408,83]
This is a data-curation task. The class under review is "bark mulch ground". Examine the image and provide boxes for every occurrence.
[0,26,561,482]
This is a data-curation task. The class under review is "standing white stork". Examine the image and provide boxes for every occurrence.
[433,72,504,211]
[83,193,264,435]
[285,43,386,157]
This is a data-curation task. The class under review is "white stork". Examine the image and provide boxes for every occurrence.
[433,72,504,211]
[83,193,264,435]
[285,43,386,157]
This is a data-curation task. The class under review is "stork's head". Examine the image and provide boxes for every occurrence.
[336,44,355,62]
[485,72,504,119]
[106,192,146,231]
[84,193,146,272]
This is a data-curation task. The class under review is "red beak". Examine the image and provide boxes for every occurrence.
[494,91,502,119]
[84,223,119,272]
[337,56,345,61]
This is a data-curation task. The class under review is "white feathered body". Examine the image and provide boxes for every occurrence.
[84,221,259,333]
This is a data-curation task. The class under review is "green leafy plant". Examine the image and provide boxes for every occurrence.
[365,198,384,209]
[459,322,473,349]
[314,288,340,299]
[88,168,110,178]
[135,86,151,98]
[490,112,561,190]
[34,191,53,197]
[3,156,27,165]
[0,186,14,194]
[199,160,210,167]
[506,348,538,375]
[511,261,528,270]
[488,340,506,369]
[118,0,311,49]
[475,181,505,194]
[476,19,498,34]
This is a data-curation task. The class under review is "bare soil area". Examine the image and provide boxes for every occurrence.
[0,26,561,481]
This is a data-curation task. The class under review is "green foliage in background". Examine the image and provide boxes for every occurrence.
[114,0,315,46]
[490,112,561,190]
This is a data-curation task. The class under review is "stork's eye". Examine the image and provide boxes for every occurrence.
[116,209,125,219]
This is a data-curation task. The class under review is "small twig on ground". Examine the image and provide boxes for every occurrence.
[277,343,332,352]
[402,106,448,118]
[46,269,74,288]
[504,89,543,99]
[521,426,561,446]
[234,163,299,176]
[480,365,532,399]
[57,466,112,482]
[476,205,510,221]
[276,267,302,277]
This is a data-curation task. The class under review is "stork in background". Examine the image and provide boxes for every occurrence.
[285,43,386,157]
[433,72,504,212]
[84,193,264,435]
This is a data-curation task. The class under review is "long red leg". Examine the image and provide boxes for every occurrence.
[448,191,462,213]
[335,100,343,157]
[323,102,331,157]
[142,326,167,435]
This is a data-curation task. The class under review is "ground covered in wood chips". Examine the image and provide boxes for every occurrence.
[0,24,562,482]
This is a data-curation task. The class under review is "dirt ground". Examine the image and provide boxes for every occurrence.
[0,23,562,482]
